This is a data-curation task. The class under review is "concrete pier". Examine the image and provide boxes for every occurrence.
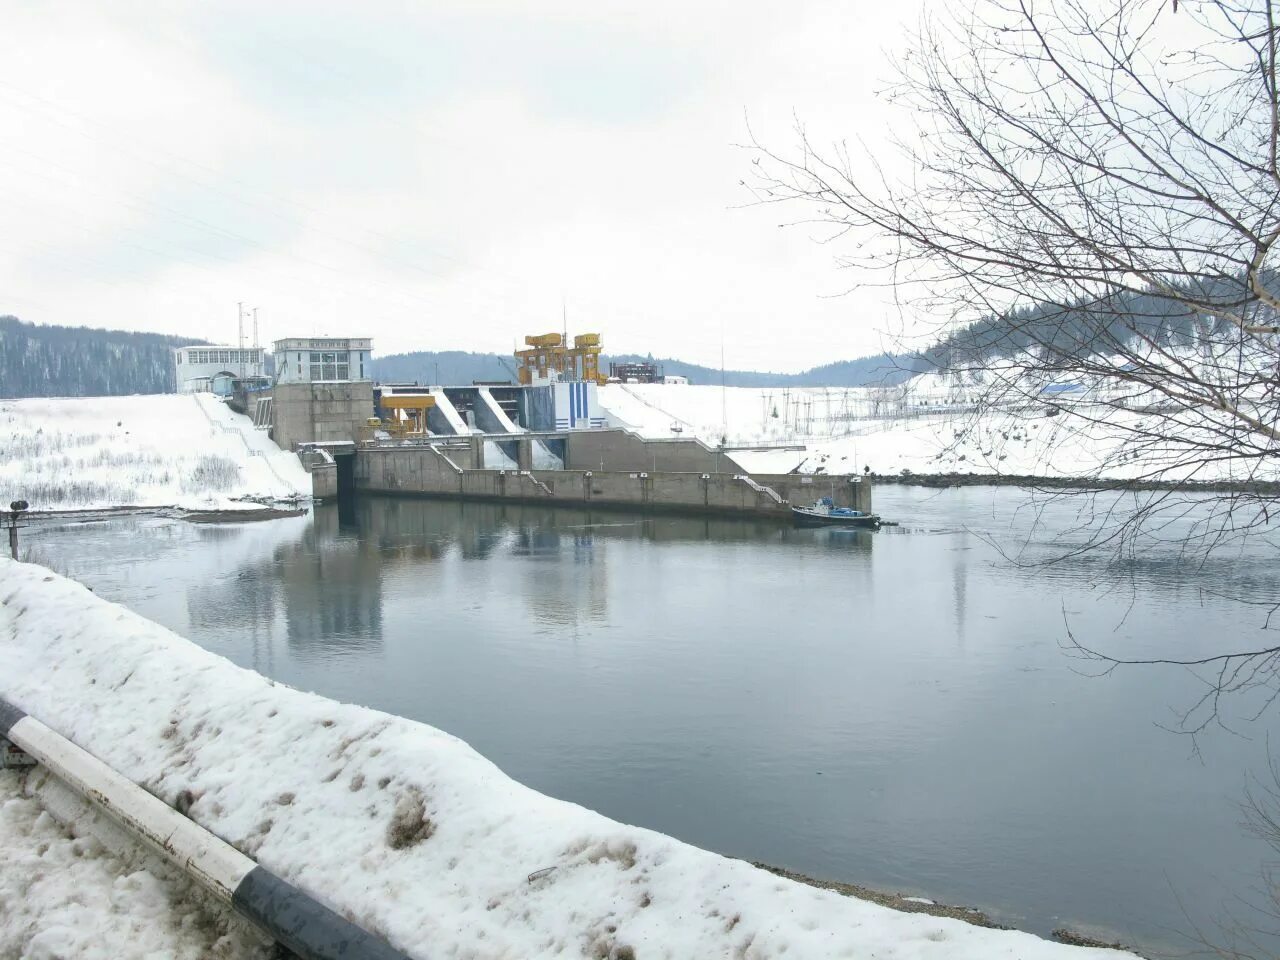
[271,381,374,449]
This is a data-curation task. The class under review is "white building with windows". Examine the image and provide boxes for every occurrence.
[273,338,373,384]
[173,345,267,394]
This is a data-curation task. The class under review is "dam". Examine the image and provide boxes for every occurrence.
[250,335,872,520]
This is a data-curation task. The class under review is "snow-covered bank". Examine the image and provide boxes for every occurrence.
[0,769,269,959]
[0,558,1131,960]
[598,383,1280,483]
[0,393,310,511]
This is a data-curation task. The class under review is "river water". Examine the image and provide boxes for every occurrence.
[21,487,1280,956]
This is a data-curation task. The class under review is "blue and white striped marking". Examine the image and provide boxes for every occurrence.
[555,381,601,430]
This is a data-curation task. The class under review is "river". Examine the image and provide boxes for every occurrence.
[21,486,1280,956]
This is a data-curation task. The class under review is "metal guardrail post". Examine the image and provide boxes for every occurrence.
[1,698,413,960]
[6,501,28,560]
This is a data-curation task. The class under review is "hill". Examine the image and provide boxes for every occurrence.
[921,277,1278,368]
[0,316,203,398]
[373,349,914,388]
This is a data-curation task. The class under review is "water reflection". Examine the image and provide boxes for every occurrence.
[279,507,382,659]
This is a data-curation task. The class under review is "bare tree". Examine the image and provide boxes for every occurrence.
[747,0,1280,721]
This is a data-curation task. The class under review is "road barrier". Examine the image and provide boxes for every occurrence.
[0,697,412,960]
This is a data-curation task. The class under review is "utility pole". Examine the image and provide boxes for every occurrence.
[237,302,246,378]
[720,336,727,445]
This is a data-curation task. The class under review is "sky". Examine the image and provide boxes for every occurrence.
[0,0,928,372]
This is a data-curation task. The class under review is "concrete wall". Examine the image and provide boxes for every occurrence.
[563,429,746,474]
[355,447,872,520]
[752,473,872,513]
[310,462,338,500]
[271,381,374,450]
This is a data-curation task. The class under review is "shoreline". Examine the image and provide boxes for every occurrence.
[10,469,1275,528]
[6,503,309,525]
[755,862,1141,955]
[871,471,1280,494]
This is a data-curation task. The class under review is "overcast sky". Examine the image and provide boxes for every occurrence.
[0,0,927,371]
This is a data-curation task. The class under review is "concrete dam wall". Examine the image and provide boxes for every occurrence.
[354,445,871,519]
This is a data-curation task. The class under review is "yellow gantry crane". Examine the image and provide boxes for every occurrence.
[515,332,607,385]
[376,393,436,438]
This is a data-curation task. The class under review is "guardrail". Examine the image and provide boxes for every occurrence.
[0,697,411,960]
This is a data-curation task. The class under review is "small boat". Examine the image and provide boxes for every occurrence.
[791,496,882,528]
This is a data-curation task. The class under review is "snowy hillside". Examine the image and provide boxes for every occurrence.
[598,380,1280,482]
[0,559,1130,960]
[0,394,309,511]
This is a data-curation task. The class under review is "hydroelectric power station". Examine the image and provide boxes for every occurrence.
[245,332,872,520]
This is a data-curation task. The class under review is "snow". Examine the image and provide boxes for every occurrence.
[0,393,310,511]
[0,769,269,959]
[597,382,1280,483]
[0,557,1132,960]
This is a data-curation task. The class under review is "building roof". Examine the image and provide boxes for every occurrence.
[174,344,266,351]
[273,337,372,349]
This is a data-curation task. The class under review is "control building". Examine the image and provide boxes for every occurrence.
[273,337,373,384]
[268,337,375,452]
[173,345,267,394]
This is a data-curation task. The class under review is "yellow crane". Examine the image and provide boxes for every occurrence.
[515,332,607,384]
[376,394,436,437]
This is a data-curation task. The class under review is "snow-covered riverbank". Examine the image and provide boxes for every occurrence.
[0,393,309,512]
[0,557,1133,959]
[598,383,1279,484]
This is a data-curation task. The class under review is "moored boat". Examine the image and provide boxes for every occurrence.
[791,496,882,528]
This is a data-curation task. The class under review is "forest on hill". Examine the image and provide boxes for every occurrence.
[923,280,1274,368]
[0,316,202,398]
